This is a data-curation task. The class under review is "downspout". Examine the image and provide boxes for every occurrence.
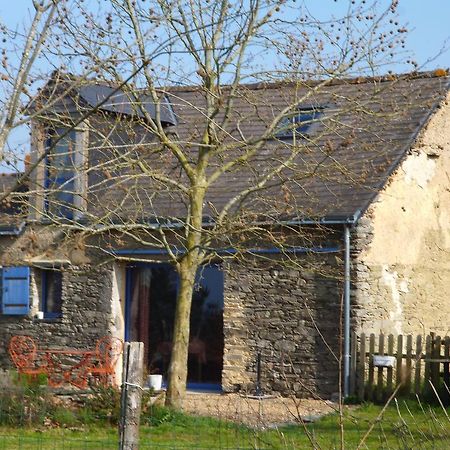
[343,225,351,398]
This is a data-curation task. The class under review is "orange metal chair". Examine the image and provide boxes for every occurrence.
[8,335,47,381]
[89,336,123,386]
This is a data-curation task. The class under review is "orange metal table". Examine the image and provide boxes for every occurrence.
[41,349,95,389]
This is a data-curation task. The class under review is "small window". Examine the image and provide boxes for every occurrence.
[45,128,78,219]
[276,106,324,139]
[41,270,63,318]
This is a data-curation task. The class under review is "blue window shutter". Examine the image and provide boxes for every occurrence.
[1,267,31,315]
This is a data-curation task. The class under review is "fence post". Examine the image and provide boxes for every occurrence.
[367,334,375,401]
[431,335,441,390]
[396,334,403,389]
[424,334,432,396]
[444,337,450,404]
[386,334,394,396]
[405,335,413,394]
[414,335,422,395]
[358,333,366,401]
[376,333,385,402]
[119,342,144,450]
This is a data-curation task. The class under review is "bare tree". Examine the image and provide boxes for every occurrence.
[0,0,65,173]
[27,0,415,409]
[0,0,140,208]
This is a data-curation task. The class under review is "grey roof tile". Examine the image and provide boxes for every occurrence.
[102,73,447,223]
[6,72,450,226]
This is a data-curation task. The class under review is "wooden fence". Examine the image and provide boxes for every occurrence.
[350,333,450,403]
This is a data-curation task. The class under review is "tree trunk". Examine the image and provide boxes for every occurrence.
[165,261,198,408]
[164,150,207,409]
[165,179,205,408]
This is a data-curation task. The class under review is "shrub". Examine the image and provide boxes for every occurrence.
[0,374,52,426]
[82,385,121,423]
[0,372,122,427]
[142,404,178,426]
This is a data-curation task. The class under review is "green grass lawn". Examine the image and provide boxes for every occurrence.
[0,400,449,449]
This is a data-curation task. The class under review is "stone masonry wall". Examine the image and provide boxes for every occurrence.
[222,255,342,398]
[351,93,450,336]
[0,264,114,369]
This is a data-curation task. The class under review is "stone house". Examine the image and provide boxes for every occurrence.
[0,71,448,398]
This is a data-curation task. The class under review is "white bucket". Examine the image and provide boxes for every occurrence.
[147,374,163,391]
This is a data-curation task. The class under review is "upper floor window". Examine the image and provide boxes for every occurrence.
[276,106,324,139]
[45,128,79,219]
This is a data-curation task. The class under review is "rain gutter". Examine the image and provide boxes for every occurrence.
[0,222,26,236]
[112,245,341,257]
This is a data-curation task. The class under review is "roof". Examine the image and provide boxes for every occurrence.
[27,71,177,125]
[92,71,450,224]
[4,71,450,227]
[78,84,178,125]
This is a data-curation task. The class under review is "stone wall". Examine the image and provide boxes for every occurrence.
[0,264,114,369]
[0,252,345,398]
[351,93,450,336]
[222,254,343,398]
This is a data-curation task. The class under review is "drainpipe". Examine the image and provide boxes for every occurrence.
[343,225,351,398]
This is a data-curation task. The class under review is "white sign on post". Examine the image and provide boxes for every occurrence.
[372,355,396,367]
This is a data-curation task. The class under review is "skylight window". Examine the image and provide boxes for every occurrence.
[276,106,324,139]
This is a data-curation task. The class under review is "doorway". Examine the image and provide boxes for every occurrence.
[125,264,224,387]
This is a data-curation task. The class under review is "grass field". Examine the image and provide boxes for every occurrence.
[0,400,449,449]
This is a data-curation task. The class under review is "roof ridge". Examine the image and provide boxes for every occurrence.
[39,69,450,95]
[163,69,450,93]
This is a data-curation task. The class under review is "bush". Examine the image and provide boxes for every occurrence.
[0,372,122,427]
[0,374,52,426]
[50,406,79,427]
[141,404,186,427]
[82,385,121,423]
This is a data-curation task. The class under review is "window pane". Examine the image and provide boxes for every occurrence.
[295,110,322,133]
[53,143,75,168]
[46,128,77,218]
[44,271,62,316]
[275,107,324,138]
